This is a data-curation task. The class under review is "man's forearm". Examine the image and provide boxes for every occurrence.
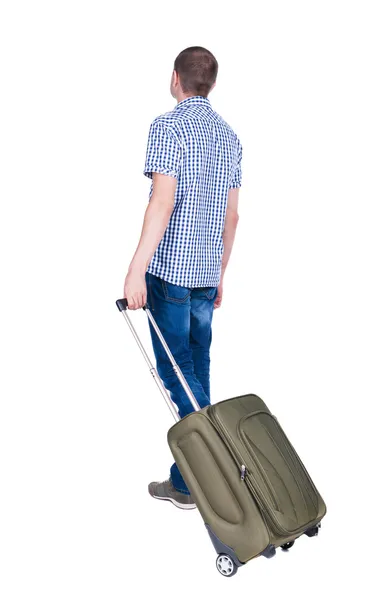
[129,197,173,273]
[221,211,239,279]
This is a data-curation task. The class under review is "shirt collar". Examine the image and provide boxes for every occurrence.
[174,96,211,110]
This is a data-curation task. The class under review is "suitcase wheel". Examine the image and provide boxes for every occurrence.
[216,554,238,577]
[305,523,321,538]
[281,541,295,551]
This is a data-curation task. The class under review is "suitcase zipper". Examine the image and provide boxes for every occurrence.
[208,407,247,478]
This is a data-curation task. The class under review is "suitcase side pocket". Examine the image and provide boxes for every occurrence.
[168,412,271,563]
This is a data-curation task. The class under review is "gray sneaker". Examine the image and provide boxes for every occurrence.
[148,478,196,510]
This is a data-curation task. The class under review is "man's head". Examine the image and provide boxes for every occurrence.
[170,46,218,101]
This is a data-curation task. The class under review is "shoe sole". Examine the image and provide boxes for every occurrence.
[150,492,196,510]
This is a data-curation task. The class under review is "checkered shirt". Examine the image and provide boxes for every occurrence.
[144,95,242,287]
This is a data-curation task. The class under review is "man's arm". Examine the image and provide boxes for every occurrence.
[124,173,176,309]
[214,187,240,309]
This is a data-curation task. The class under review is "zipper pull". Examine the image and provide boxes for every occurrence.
[240,465,246,481]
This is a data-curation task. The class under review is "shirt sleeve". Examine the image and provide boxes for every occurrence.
[143,119,181,179]
[229,137,242,188]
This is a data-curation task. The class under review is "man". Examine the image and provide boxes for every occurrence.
[123,46,242,509]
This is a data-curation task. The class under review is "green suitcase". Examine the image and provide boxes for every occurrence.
[117,299,327,577]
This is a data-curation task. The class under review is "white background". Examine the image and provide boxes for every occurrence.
[1,1,386,598]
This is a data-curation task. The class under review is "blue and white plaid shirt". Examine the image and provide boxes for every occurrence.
[144,95,242,288]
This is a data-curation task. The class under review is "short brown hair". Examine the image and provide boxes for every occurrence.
[174,47,218,98]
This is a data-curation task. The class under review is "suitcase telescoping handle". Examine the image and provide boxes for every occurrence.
[116,298,201,422]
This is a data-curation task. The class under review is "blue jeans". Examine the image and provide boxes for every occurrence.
[145,272,218,494]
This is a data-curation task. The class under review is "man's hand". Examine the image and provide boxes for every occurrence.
[214,280,223,309]
[124,268,147,310]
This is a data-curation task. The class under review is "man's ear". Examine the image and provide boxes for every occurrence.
[172,70,179,87]
[209,80,217,94]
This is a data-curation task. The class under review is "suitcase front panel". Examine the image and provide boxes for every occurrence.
[238,410,320,532]
[209,394,326,537]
